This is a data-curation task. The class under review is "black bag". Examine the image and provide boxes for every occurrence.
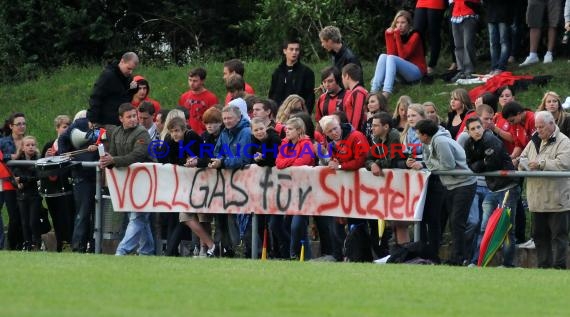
[37,206,52,235]
[387,241,426,263]
[343,223,373,262]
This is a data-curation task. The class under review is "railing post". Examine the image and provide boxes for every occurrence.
[94,165,102,254]
[413,222,420,242]
[251,213,258,259]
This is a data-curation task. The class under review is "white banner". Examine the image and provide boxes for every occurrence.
[105,164,430,221]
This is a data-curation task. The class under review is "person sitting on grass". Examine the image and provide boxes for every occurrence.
[370,10,427,99]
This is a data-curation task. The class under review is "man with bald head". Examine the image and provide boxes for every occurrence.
[87,52,139,127]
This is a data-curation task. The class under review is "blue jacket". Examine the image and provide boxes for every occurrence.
[214,116,252,169]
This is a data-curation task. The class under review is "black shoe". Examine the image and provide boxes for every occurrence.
[22,241,32,252]
[223,248,235,258]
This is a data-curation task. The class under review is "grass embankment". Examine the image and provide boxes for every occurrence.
[0,252,568,317]
[1,59,568,144]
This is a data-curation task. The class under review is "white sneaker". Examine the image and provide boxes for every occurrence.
[543,53,553,64]
[516,239,535,249]
[519,55,539,67]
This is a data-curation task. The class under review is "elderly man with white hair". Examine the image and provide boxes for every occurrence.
[519,111,570,269]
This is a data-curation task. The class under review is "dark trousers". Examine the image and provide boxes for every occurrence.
[515,197,527,243]
[368,219,391,259]
[71,179,95,252]
[413,8,444,68]
[533,211,569,269]
[330,219,346,261]
[18,194,43,246]
[269,215,291,259]
[447,183,477,265]
[514,178,527,243]
[165,213,193,256]
[2,190,23,250]
[313,216,333,256]
[46,194,75,251]
[420,175,446,263]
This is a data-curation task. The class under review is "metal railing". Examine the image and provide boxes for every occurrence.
[7,160,104,253]
[7,159,570,256]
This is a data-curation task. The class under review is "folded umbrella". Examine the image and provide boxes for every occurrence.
[478,191,512,267]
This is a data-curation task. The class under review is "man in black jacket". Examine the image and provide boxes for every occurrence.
[87,52,139,127]
[464,116,520,267]
[319,26,362,85]
[268,39,315,113]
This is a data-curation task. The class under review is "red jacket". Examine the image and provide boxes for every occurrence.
[344,85,368,132]
[332,129,368,170]
[0,150,16,191]
[385,29,427,75]
[416,0,446,9]
[493,113,515,154]
[275,136,315,169]
[510,111,536,149]
[450,0,481,17]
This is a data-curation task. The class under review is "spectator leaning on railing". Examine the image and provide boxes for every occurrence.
[416,119,477,266]
[99,103,155,256]
[517,111,570,269]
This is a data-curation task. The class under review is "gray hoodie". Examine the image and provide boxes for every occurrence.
[424,126,476,190]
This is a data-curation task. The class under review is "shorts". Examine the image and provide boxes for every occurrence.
[526,0,561,28]
[179,212,213,223]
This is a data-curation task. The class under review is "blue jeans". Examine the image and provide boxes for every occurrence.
[488,22,511,71]
[115,212,155,255]
[466,185,490,264]
[477,186,520,267]
[71,179,95,252]
[371,54,422,93]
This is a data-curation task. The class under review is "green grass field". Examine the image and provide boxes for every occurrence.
[0,252,568,317]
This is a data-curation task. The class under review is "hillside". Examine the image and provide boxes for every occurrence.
[1,59,568,144]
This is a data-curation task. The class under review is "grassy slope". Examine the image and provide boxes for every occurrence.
[1,252,569,317]
[1,59,568,145]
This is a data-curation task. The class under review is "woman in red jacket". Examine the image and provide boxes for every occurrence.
[274,117,315,260]
[370,10,427,98]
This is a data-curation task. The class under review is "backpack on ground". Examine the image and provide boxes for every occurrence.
[343,223,373,262]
